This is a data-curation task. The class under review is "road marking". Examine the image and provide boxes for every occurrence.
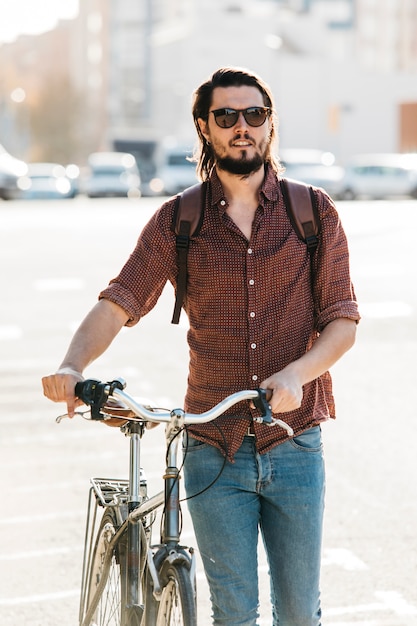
[0,325,22,340]
[327,590,417,618]
[0,589,79,606]
[322,547,368,571]
[0,510,84,525]
[0,546,81,561]
[326,611,382,626]
[360,301,413,318]
[375,590,417,615]
[33,278,84,291]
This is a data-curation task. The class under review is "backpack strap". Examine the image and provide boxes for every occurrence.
[171,183,206,324]
[280,178,320,253]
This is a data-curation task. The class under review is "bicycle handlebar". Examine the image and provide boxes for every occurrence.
[59,377,293,436]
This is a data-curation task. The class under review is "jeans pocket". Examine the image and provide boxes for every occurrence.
[182,433,208,452]
[289,426,322,452]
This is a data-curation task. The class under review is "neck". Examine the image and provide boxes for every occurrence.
[215,164,265,202]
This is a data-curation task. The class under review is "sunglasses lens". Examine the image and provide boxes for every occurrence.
[214,110,238,128]
[245,108,268,126]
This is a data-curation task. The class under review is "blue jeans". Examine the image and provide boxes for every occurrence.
[183,427,325,626]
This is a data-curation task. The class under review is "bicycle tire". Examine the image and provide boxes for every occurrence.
[156,562,197,626]
[83,508,128,626]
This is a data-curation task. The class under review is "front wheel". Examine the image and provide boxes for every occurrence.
[82,509,128,625]
[156,562,197,626]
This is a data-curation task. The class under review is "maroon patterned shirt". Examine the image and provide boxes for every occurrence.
[100,165,360,460]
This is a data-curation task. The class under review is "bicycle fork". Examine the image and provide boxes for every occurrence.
[159,429,196,592]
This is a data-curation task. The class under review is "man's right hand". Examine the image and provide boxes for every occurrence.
[42,368,85,417]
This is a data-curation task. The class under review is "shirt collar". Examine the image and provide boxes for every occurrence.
[208,163,280,211]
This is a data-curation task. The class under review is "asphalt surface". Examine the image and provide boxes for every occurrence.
[1,194,417,625]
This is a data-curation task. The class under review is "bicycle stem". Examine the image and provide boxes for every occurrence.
[163,432,181,544]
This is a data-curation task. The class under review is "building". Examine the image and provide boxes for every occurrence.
[1,0,416,168]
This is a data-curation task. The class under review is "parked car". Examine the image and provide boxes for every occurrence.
[279,149,345,199]
[17,163,74,199]
[153,145,198,196]
[0,145,28,200]
[84,152,141,198]
[339,153,417,200]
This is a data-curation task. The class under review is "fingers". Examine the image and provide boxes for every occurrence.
[42,373,84,418]
[259,375,303,414]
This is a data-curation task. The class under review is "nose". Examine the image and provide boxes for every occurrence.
[234,111,250,132]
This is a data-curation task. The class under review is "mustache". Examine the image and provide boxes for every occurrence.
[229,133,255,146]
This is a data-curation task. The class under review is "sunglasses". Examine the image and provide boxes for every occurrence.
[210,106,271,129]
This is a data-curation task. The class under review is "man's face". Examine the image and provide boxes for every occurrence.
[198,85,272,176]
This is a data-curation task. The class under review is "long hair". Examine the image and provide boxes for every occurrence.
[192,67,282,180]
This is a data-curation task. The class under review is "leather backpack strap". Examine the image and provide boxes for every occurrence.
[280,178,320,252]
[173,183,204,237]
[171,183,206,324]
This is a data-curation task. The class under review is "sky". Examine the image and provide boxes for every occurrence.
[0,0,79,43]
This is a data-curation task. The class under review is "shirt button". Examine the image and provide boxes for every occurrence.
[249,279,254,286]
[247,248,253,254]
[251,343,257,349]
[252,375,258,381]
[250,312,255,318]
[220,199,226,206]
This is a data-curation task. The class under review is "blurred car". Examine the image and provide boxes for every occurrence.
[84,152,141,198]
[17,163,74,199]
[279,149,345,199]
[0,145,28,200]
[152,145,198,196]
[339,153,417,200]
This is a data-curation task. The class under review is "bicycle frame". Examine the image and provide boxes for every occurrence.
[79,409,195,625]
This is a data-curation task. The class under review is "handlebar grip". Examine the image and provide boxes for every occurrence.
[74,378,126,420]
[74,379,105,419]
[74,381,85,400]
[253,388,273,423]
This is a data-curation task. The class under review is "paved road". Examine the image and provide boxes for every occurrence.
[1,195,417,625]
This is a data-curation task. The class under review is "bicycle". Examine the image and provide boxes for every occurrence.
[56,377,294,626]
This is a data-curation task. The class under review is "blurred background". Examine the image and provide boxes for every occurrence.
[1,0,417,200]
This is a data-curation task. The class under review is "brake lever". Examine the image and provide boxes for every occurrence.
[56,410,91,424]
[253,388,294,436]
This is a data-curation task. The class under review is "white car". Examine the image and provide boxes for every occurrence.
[154,146,198,196]
[17,163,74,199]
[0,145,28,200]
[279,149,345,199]
[340,153,417,200]
[84,152,141,198]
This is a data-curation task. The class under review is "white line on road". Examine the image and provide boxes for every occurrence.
[327,590,417,617]
[0,510,84,525]
[33,278,84,291]
[375,590,417,616]
[322,547,368,571]
[0,589,79,606]
[0,325,22,340]
[0,545,81,561]
[360,300,413,318]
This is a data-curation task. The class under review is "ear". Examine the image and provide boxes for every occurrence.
[197,117,210,143]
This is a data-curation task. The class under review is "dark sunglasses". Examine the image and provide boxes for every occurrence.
[210,106,271,128]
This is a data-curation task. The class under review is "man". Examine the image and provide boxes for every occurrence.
[42,67,360,625]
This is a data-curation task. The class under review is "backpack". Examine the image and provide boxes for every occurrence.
[171,178,320,324]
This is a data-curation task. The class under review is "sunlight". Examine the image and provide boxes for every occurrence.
[0,0,78,43]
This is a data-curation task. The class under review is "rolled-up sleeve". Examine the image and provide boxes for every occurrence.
[312,190,360,332]
[99,199,178,325]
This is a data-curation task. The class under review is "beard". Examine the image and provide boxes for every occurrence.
[216,151,264,176]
